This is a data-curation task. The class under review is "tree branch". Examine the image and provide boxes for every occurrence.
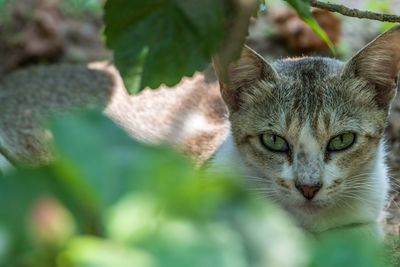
[310,0,400,23]
[213,0,258,83]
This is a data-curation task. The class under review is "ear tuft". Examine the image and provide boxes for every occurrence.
[218,46,278,111]
[343,25,400,108]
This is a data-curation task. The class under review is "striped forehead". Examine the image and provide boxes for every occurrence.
[296,122,322,153]
[272,57,344,124]
[282,115,322,150]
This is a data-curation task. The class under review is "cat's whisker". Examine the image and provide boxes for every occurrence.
[389,187,400,195]
[389,179,400,187]
[253,193,278,203]
[244,175,269,181]
[339,192,377,205]
[345,180,376,186]
[392,199,400,212]
[247,188,276,193]
[342,186,378,194]
[388,196,400,210]
[348,172,379,178]
[342,182,377,188]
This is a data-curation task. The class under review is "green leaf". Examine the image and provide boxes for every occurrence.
[60,0,103,16]
[49,111,192,210]
[49,112,243,221]
[0,168,78,266]
[58,237,156,267]
[104,0,225,93]
[259,0,267,12]
[309,229,387,267]
[0,170,50,254]
[284,0,335,54]
[0,0,9,22]
[0,0,7,9]
[366,0,391,13]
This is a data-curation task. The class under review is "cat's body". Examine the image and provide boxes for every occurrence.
[1,26,400,236]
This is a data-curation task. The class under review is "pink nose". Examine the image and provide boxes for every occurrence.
[295,183,322,200]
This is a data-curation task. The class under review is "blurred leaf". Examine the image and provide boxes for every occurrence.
[58,237,156,267]
[0,168,73,265]
[284,0,335,53]
[0,0,7,9]
[0,0,9,22]
[366,0,391,13]
[310,228,387,267]
[0,170,50,243]
[259,0,267,12]
[385,235,400,267]
[105,193,160,244]
[60,0,103,16]
[49,111,245,221]
[50,111,148,209]
[143,220,248,267]
[104,0,225,93]
[29,197,76,246]
[379,22,396,32]
[222,200,310,267]
[50,111,197,206]
[365,0,395,33]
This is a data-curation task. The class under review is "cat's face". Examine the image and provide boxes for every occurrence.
[219,26,400,231]
[228,58,386,216]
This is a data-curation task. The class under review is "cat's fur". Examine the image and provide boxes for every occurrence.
[1,26,400,235]
[212,25,400,234]
[0,63,227,166]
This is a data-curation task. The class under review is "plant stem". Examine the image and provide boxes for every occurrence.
[310,0,400,23]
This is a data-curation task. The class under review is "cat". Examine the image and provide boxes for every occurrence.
[0,25,399,236]
[210,25,400,235]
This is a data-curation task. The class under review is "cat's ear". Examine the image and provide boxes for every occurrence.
[342,25,400,109]
[217,46,279,111]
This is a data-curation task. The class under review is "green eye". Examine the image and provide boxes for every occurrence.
[260,134,289,152]
[327,132,356,152]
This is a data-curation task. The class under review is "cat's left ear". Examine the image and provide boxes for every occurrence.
[342,25,400,109]
[216,46,279,111]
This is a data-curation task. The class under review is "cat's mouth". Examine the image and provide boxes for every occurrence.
[296,201,329,213]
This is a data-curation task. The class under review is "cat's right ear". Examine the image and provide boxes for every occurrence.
[342,25,400,109]
[216,46,279,111]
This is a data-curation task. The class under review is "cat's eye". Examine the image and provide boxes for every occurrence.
[260,134,289,152]
[327,132,356,152]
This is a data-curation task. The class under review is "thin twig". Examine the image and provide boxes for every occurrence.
[310,0,400,23]
[213,0,258,83]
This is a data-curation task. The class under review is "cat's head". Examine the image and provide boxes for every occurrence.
[219,26,400,231]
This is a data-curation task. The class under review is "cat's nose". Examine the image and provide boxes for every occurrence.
[295,182,322,200]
